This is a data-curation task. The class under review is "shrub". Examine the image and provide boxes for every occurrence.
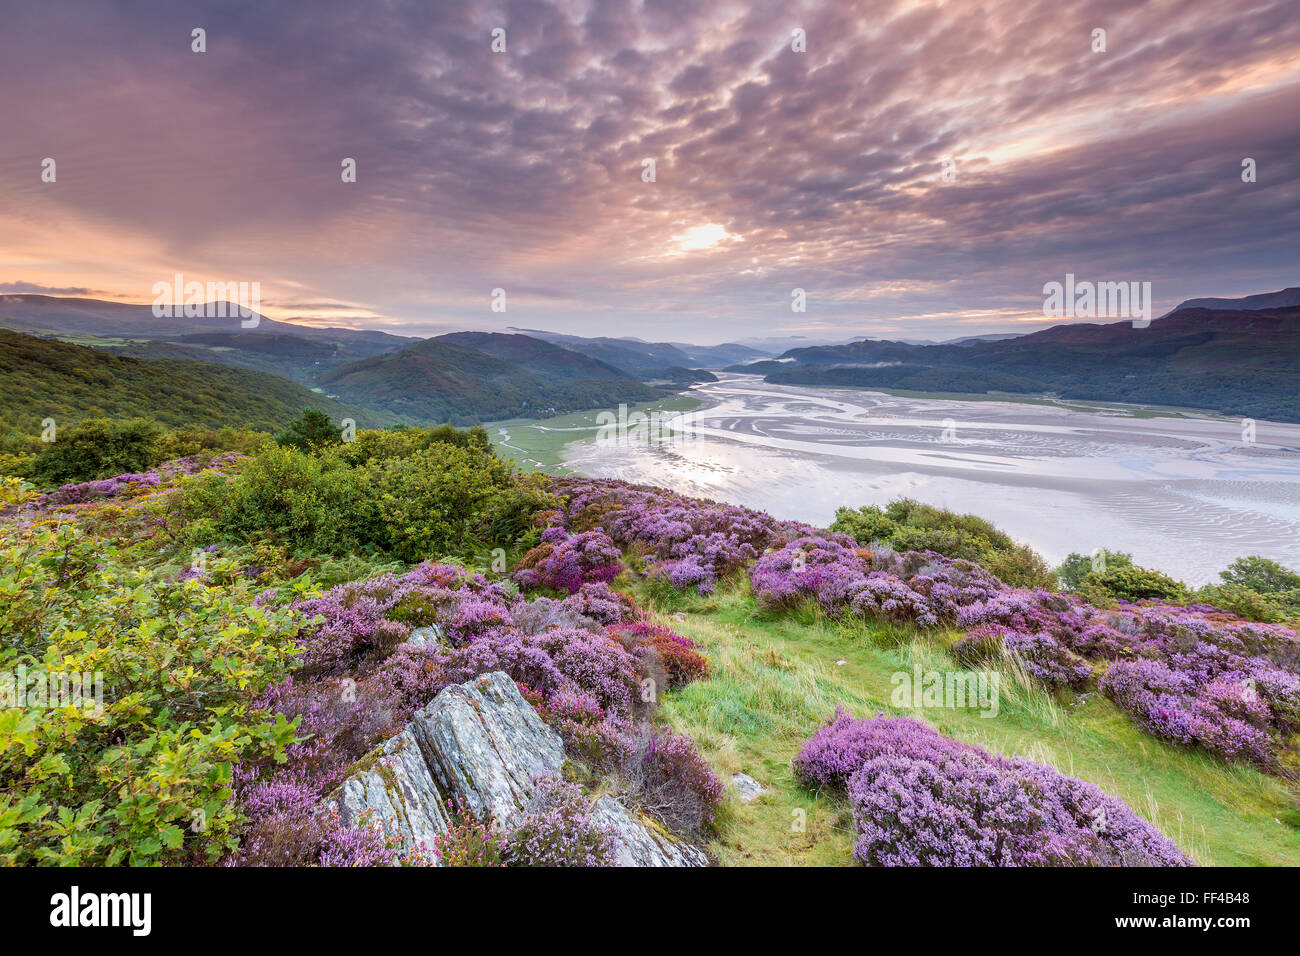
[433,806,507,866]
[1056,549,1133,591]
[1083,564,1186,602]
[27,417,163,487]
[796,711,1192,867]
[275,408,344,451]
[175,431,545,562]
[636,727,724,837]
[608,622,711,687]
[0,507,307,865]
[1221,556,1300,595]
[512,530,624,594]
[954,627,1093,691]
[832,498,1054,589]
[503,776,616,867]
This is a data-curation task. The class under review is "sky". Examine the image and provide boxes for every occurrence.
[0,0,1297,345]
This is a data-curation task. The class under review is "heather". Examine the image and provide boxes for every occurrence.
[5,424,1300,868]
[795,710,1193,866]
[227,555,718,865]
[536,477,818,595]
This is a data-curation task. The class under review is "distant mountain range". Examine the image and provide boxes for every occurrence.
[730,292,1300,422]
[509,328,768,373]
[3,287,1296,427]
[320,334,660,425]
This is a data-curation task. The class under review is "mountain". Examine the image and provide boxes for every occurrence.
[321,337,660,425]
[0,294,416,396]
[665,341,772,366]
[1172,287,1300,312]
[433,332,633,382]
[0,294,415,351]
[756,305,1300,422]
[507,328,767,373]
[0,328,387,434]
[97,331,386,385]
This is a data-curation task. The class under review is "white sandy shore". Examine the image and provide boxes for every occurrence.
[562,374,1300,585]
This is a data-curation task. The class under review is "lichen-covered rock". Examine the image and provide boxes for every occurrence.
[731,772,765,803]
[590,795,710,867]
[324,727,451,859]
[412,670,565,827]
[406,624,443,649]
[325,671,708,866]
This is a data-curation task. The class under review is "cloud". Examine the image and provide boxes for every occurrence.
[0,281,97,295]
[0,0,1296,342]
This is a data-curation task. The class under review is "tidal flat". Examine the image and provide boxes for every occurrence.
[560,374,1300,585]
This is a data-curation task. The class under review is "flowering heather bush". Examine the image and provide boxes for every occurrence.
[750,539,1003,628]
[847,573,946,628]
[512,529,623,593]
[749,536,867,610]
[954,627,1093,691]
[503,776,617,867]
[545,477,818,594]
[796,710,1192,867]
[46,471,162,505]
[608,621,711,687]
[433,806,507,867]
[637,727,725,836]
[1099,659,1278,766]
[558,581,640,626]
[443,626,639,712]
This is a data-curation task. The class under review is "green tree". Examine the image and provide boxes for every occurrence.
[1056,549,1133,592]
[27,417,162,487]
[275,408,343,451]
[1220,556,1300,595]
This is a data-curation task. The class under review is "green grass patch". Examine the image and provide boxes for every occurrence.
[637,577,1300,867]
[487,393,702,473]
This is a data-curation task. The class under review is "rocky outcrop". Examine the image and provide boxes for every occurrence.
[412,670,564,826]
[591,795,710,867]
[327,727,451,857]
[323,671,707,867]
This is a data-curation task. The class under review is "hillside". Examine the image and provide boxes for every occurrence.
[0,328,387,433]
[433,331,633,382]
[509,328,767,374]
[0,293,415,353]
[99,331,378,385]
[7,441,1298,870]
[321,336,660,424]
[756,306,1300,421]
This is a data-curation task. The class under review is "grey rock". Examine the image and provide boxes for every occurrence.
[412,670,564,827]
[731,772,765,803]
[590,795,709,867]
[323,727,451,860]
[324,670,708,867]
[405,624,443,648]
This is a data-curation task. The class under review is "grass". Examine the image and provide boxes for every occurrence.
[487,392,702,473]
[631,575,1300,867]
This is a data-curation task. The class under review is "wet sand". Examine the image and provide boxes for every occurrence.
[562,374,1300,584]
